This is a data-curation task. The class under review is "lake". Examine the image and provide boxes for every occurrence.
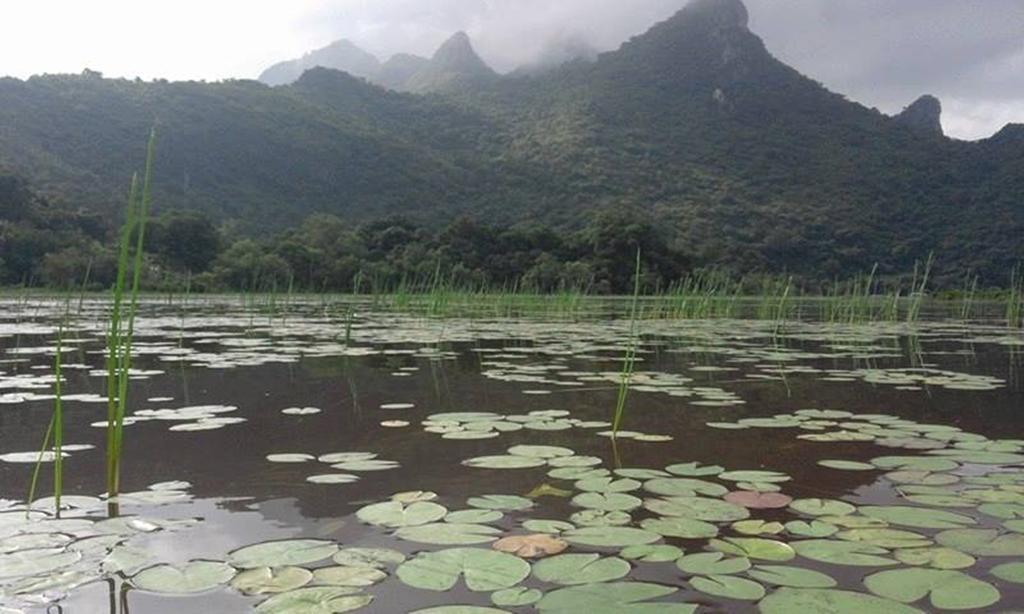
[1,296,1023,613]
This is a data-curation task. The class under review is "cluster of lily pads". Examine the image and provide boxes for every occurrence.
[267,451,400,485]
[420,412,672,443]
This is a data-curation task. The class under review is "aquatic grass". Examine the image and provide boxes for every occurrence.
[1008,266,1023,329]
[106,129,156,502]
[27,298,71,516]
[906,253,934,324]
[611,250,642,436]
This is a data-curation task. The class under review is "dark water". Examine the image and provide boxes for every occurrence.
[1,297,1022,613]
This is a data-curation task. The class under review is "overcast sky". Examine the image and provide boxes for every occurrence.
[0,0,1020,140]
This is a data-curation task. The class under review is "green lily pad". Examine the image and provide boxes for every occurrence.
[464,456,547,470]
[313,566,387,587]
[331,548,405,569]
[229,540,338,569]
[644,496,749,522]
[819,460,876,471]
[860,506,975,529]
[132,560,235,594]
[395,523,502,545]
[508,445,575,459]
[719,470,790,483]
[620,544,683,563]
[536,582,695,613]
[255,587,372,613]
[691,574,765,601]
[412,608,509,614]
[572,493,642,512]
[748,565,836,588]
[710,538,795,562]
[615,468,671,479]
[570,510,631,527]
[789,499,856,517]
[447,510,504,524]
[231,567,312,595]
[549,456,603,468]
[644,478,727,497]
[0,547,82,578]
[759,588,924,614]
[356,501,448,528]
[523,520,575,534]
[532,554,631,585]
[836,529,932,549]
[934,529,1024,556]
[791,540,896,567]
[575,478,642,493]
[491,587,542,606]
[871,457,959,472]
[864,568,1000,610]
[992,562,1024,583]
[397,548,530,592]
[732,520,785,535]
[562,527,660,548]
[468,495,533,511]
[676,552,750,575]
[785,520,838,538]
[665,463,724,477]
[894,547,975,570]
[640,517,718,539]
[549,467,610,481]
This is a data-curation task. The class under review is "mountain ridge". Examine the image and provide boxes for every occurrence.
[0,0,1021,284]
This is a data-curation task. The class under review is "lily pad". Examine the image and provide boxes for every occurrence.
[620,544,683,563]
[492,534,567,558]
[397,548,530,592]
[676,552,750,575]
[464,456,546,470]
[934,529,1024,556]
[724,491,792,509]
[229,540,338,569]
[893,547,975,570]
[690,574,765,601]
[313,566,387,587]
[785,520,838,538]
[255,587,372,613]
[563,527,661,548]
[572,493,642,512]
[818,460,876,471]
[710,538,795,562]
[640,517,718,539]
[759,588,924,614]
[0,547,82,578]
[536,582,694,613]
[468,495,533,511]
[748,565,836,588]
[532,554,631,585]
[447,510,503,524]
[231,567,313,595]
[644,496,748,522]
[864,568,1000,610]
[666,463,724,477]
[860,506,975,529]
[644,478,726,497]
[992,561,1024,583]
[396,523,502,545]
[792,540,896,567]
[491,587,542,606]
[332,548,405,569]
[789,499,856,517]
[523,520,575,534]
[356,501,448,528]
[508,445,575,459]
[133,560,236,594]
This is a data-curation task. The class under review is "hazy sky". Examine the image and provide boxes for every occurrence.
[1,0,1021,140]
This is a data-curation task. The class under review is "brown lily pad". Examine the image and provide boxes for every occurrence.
[492,534,569,558]
[725,491,794,509]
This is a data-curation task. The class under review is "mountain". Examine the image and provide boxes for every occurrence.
[0,0,1021,285]
[894,95,944,137]
[376,53,431,90]
[259,40,381,86]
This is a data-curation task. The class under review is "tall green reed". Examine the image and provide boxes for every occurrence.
[611,250,642,435]
[106,130,156,503]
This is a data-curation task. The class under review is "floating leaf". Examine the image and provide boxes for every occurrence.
[992,562,1024,583]
[644,478,726,497]
[562,527,660,548]
[491,587,542,606]
[818,460,875,471]
[231,567,312,595]
[313,566,387,587]
[307,474,360,485]
[331,460,399,472]
[570,510,631,527]
[894,547,975,570]
[871,457,959,472]
[464,456,546,470]
[229,540,338,568]
[719,470,790,484]
[732,520,785,535]
[255,587,372,613]
[785,520,838,538]
[397,548,530,592]
[789,499,856,517]
[536,582,693,613]
[759,588,924,614]
[572,493,642,512]
[644,496,748,522]
[523,520,575,534]
[676,552,750,575]
[791,540,896,567]
[640,517,717,539]
[690,574,765,601]
[710,538,795,562]
[492,534,567,558]
[0,547,81,578]
[267,454,315,463]
[576,478,642,493]
[620,544,683,563]
[666,463,724,477]
[615,468,671,479]
[748,565,836,588]
[332,548,405,569]
[532,554,631,585]
[724,491,793,509]
[934,529,1024,556]
[836,529,931,549]
[864,568,1000,610]
[468,495,533,511]
[508,445,575,459]
[356,501,447,528]
[132,560,235,594]
[395,523,502,545]
[447,510,503,524]
[412,608,508,614]
[860,506,975,529]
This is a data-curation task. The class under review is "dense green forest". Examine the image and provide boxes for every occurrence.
[0,0,1021,288]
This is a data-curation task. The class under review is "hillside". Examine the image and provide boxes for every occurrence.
[0,0,1021,285]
